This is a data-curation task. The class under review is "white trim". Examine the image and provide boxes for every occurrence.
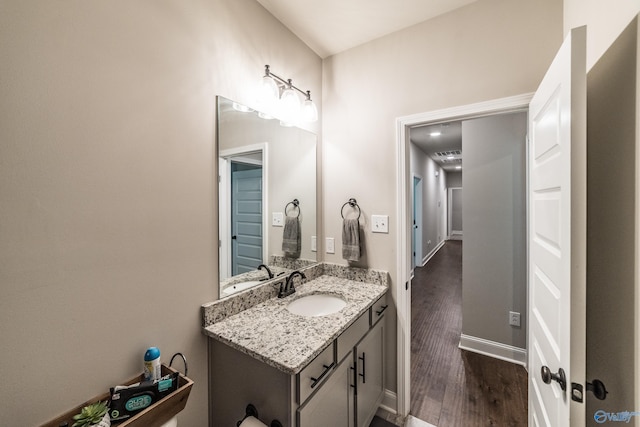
[378,389,398,415]
[421,240,445,267]
[395,93,533,418]
[459,334,527,367]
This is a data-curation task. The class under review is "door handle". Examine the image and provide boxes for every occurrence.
[541,365,566,391]
[587,379,608,400]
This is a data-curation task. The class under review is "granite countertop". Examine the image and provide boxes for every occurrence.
[202,274,387,375]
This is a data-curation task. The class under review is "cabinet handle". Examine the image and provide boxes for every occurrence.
[359,353,366,384]
[350,366,356,389]
[310,362,335,388]
[376,305,388,316]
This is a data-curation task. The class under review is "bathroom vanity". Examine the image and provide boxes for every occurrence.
[202,269,388,427]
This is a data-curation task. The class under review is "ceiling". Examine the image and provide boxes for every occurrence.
[257,0,473,172]
[256,0,478,58]
[410,122,463,172]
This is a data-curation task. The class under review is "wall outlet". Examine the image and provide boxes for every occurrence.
[272,212,284,227]
[509,311,521,327]
[311,236,317,252]
[326,237,335,254]
[372,215,389,233]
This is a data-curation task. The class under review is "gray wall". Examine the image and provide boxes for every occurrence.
[0,1,321,425]
[446,171,463,188]
[461,112,527,349]
[410,143,447,263]
[586,16,637,420]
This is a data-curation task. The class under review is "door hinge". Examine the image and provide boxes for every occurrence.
[406,281,409,290]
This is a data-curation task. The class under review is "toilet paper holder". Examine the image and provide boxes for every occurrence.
[236,404,283,427]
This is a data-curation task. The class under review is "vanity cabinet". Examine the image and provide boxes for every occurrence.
[297,355,354,427]
[354,318,384,427]
[208,292,387,427]
[298,293,387,427]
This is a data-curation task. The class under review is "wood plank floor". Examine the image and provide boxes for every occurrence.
[410,241,528,427]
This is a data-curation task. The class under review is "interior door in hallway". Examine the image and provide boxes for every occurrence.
[412,176,423,269]
[528,25,586,426]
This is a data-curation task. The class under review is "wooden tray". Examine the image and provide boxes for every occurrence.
[42,364,193,427]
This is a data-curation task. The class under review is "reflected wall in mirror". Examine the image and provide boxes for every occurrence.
[217,96,318,298]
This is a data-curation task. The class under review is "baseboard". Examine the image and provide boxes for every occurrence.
[459,334,527,367]
[378,389,397,415]
[421,240,445,266]
[376,389,403,426]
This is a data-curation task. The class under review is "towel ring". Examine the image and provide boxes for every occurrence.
[169,352,188,377]
[341,198,361,220]
[285,199,300,218]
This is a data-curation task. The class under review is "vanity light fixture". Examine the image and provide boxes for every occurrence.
[430,131,442,137]
[260,65,318,123]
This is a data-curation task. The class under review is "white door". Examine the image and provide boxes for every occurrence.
[528,26,587,426]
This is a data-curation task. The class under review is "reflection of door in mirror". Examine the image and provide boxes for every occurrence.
[217,96,318,299]
[219,146,267,280]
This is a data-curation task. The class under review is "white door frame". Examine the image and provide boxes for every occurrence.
[395,93,533,418]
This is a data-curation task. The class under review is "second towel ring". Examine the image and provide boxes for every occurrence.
[341,198,361,220]
[285,199,300,218]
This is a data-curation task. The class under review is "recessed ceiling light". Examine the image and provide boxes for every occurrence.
[430,131,442,137]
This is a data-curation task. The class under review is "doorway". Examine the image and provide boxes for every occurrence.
[219,144,268,281]
[395,94,532,417]
[448,188,462,240]
[412,176,423,270]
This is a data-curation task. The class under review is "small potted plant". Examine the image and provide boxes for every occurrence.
[72,401,110,427]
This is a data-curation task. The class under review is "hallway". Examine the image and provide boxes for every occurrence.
[410,241,528,426]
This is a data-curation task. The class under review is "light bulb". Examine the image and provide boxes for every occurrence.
[259,75,279,108]
[280,85,301,123]
[302,99,318,122]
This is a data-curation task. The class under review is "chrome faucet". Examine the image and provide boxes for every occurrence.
[257,264,274,279]
[278,270,306,298]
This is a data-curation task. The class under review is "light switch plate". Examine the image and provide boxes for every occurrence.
[311,236,317,252]
[372,215,389,233]
[326,237,335,254]
[272,212,284,227]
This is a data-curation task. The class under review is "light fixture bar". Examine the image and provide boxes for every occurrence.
[264,65,313,100]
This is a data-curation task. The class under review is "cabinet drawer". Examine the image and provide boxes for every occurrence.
[337,310,369,363]
[298,343,335,404]
[370,293,388,326]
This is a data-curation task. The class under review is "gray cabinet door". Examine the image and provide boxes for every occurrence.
[355,319,384,427]
[297,355,354,427]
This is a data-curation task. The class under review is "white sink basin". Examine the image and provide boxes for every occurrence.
[221,280,261,297]
[287,294,347,317]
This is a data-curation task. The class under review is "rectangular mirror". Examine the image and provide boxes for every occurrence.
[217,96,318,298]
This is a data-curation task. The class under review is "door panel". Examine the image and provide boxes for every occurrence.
[528,25,586,426]
[231,165,263,275]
